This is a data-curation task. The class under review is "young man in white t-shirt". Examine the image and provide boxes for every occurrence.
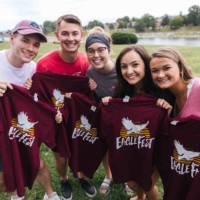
[0,20,62,200]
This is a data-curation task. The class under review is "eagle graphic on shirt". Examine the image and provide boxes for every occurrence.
[51,89,65,108]
[173,140,200,165]
[80,115,91,131]
[12,112,38,137]
[120,117,150,138]
[33,93,38,102]
[75,115,97,137]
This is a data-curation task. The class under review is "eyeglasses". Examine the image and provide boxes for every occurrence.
[87,47,108,56]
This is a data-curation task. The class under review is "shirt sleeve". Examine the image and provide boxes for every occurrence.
[36,60,46,72]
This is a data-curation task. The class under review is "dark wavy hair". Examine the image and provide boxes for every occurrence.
[114,45,157,98]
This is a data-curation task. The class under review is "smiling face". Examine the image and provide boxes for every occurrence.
[55,20,84,53]
[10,33,41,66]
[86,42,110,71]
[120,50,145,91]
[150,57,182,90]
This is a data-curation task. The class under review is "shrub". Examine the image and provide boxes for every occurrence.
[111,32,138,44]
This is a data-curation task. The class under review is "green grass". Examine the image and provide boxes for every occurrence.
[1,41,200,77]
[0,42,200,199]
[0,143,164,200]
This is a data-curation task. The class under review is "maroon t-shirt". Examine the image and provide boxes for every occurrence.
[0,84,57,197]
[100,94,168,191]
[0,109,3,132]
[29,71,93,156]
[67,93,107,178]
[160,115,200,200]
[30,70,94,105]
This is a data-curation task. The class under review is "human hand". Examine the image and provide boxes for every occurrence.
[101,96,112,105]
[157,98,172,116]
[23,78,33,90]
[65,92,73,99]
[0,81,13,97]
[89,78,97,90]
[55,110,63,123]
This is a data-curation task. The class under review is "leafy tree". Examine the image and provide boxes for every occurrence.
[141,13,156,29]
[187,5,200,26]
[197,15,200,26]
[182,15,190,26]
[122,16,130,23]
[134,19,146,32]
[109,23,114,30]
[169,16,184,30]
[52,21,56,31]
[87,20,104,29]
[118,21,125,29]
[43,21,55,34]
[126,22,132,29]
[161,14,170,26]
[117,16,130,23]
[131,17,138,22]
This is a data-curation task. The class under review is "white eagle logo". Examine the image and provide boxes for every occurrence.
[34,93,38,102]
[174,140,200,161]
[17,112,38,131]
[122,117,149,134]
[53,89,64,105]
[80,115,91,131]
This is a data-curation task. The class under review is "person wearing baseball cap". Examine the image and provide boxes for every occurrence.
[0,20,62,200]
[12,20,47,42]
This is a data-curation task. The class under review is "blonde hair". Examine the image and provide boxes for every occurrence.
[86,26,112,44]
[150,47,195,83]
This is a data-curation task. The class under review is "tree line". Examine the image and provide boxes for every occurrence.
[42,4,200,34]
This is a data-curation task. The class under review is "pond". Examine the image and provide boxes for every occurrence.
[137,37,200,46]
[3,36,200,46]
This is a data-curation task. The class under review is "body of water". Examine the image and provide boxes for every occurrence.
[3,37,200,46]
[137,37,200,46]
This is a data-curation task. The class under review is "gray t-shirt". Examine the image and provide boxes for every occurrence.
[86,61,117,103]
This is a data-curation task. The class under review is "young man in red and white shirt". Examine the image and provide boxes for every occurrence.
[34,14,96,200]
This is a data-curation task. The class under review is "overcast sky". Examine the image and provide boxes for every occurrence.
[0,0,199,31]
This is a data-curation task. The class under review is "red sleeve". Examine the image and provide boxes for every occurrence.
[36,60,46,72]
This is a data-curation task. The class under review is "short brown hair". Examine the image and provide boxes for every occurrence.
[56,14,82,31]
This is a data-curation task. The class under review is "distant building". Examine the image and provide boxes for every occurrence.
[131,21,136,28]
[104,24,109,31]
[156,18,162,29]
[114,22,119,29]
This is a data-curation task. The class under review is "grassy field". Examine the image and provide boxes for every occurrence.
[1,41,199,75]
[0,42,200,200]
